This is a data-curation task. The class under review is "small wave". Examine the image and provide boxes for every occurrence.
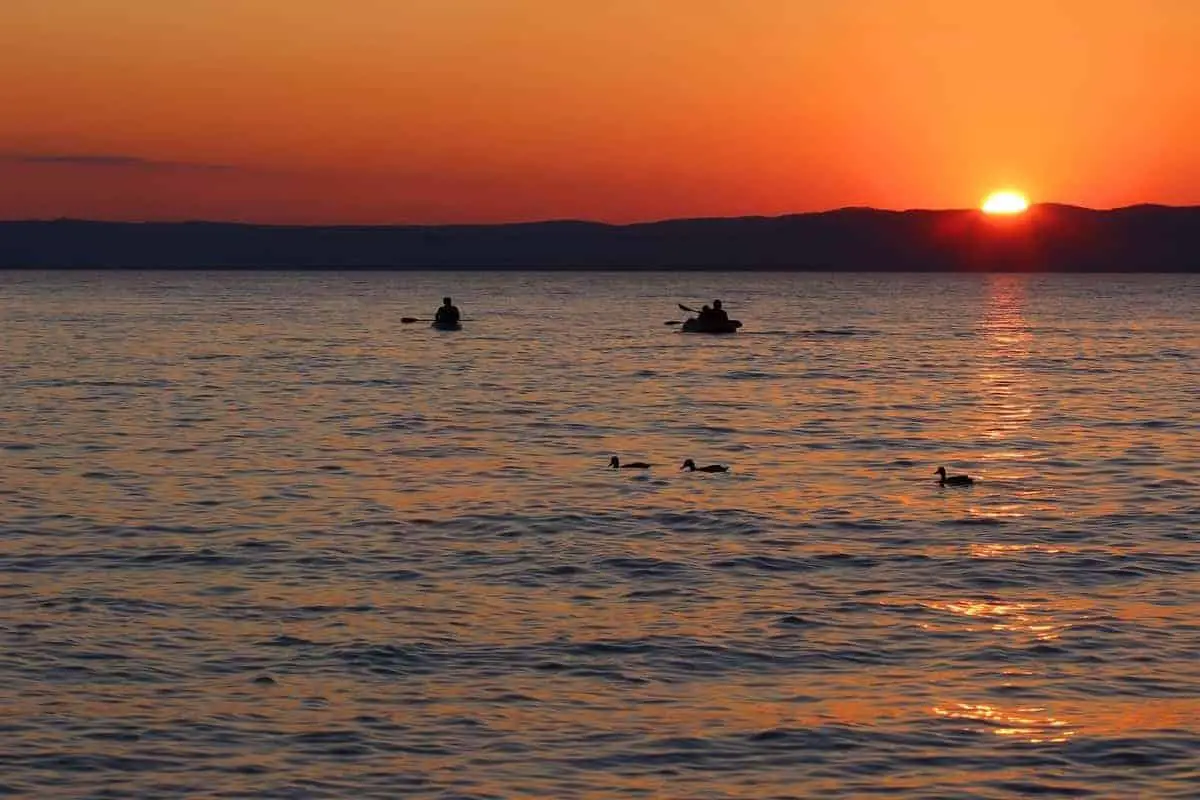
[725,370,780,380]
[596,556,690,578]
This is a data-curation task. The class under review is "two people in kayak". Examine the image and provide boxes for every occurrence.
[434,297,461,326]
[696,300,729,326]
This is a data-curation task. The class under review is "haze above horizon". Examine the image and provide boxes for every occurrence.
[1,1,1197,225]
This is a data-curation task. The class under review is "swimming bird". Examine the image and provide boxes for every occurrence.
[681,459,729,473]
[609,456,652,469]
[935,466,974,486]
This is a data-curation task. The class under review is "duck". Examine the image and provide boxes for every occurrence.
[609,456,652,469]
[935,466,974,486]
[681,459,729,473]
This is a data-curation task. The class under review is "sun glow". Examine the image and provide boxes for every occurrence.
[982,191,1030,214]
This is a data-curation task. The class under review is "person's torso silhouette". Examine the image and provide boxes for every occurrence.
[434,298,461,324]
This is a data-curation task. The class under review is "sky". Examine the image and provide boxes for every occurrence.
[1,0,1197,224]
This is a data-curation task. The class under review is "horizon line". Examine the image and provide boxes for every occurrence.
[1,202,1195,229]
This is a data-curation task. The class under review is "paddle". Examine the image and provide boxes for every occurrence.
[662,302,703,324]
[401,316,472,324]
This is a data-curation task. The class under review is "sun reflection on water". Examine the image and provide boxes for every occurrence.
[933,702,1076,743]
[967,542,1067,558]
[922,598,1063,641]
[976,274,1034,452]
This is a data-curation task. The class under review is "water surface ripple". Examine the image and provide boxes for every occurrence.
[1,271,1197,798]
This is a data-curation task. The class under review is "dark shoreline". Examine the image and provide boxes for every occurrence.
[3,204,1198,272]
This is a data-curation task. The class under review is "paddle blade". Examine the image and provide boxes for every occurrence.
[677,303,698,313]
[400,317,424,323]
[664,320,682,326]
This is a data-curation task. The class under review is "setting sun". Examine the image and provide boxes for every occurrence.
[982,191,1030,214]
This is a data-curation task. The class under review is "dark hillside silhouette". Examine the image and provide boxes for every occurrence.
[1,204,1197,271]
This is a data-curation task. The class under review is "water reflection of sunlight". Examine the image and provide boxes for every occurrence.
[977,275,1034,449]
[933,702,1076,743]
[922,598,1062,641]
[965,503,1026,520]
[968,542,1066,558]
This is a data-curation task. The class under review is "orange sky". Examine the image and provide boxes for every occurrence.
[1,0,1197,224]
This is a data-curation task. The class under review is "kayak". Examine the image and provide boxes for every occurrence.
[681,318,742,334]
[430,320,462,331]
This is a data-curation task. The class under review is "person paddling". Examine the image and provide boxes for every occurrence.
[676,299,741,333]
[434,297,461,326]
[695,300,729,326]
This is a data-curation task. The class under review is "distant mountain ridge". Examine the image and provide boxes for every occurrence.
[1,204,1197,271]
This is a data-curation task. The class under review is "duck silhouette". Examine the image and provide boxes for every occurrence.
[681,459,729,473]
[935,466,974,487]
[609,456,652,469]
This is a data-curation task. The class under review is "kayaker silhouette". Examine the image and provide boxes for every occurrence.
[679,300,741,333]
[696,301,728,325]
[434,297,461,326]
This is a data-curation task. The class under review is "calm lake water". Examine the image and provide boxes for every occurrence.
[1,270,1197,799]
